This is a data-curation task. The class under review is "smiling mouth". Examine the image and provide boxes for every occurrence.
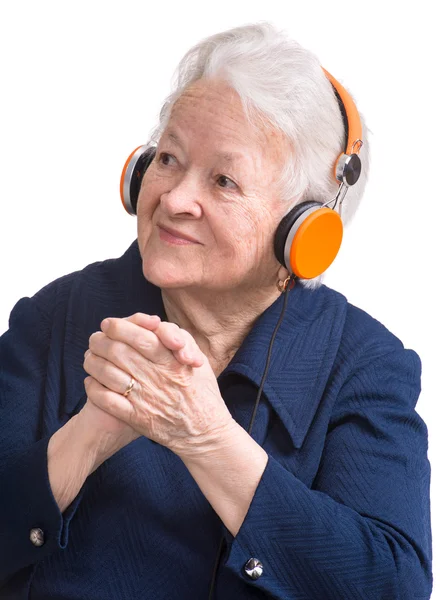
[158,225,200,245]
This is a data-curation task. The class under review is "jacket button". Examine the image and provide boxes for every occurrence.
[29,528,45,547]
[243,557,263,579]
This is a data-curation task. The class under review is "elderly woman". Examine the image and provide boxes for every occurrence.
[0,22,432,600]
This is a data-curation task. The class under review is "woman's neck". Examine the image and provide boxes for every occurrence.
[161,284,281,375]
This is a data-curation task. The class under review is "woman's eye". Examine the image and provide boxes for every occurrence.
[217,175,237,190]
[157,155,236,190]
[158,152,176,166]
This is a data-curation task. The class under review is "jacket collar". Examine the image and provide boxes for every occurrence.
[219,279,347,449]
[64,240,347,449]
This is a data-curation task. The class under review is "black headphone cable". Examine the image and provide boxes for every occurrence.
[207,274,296,599]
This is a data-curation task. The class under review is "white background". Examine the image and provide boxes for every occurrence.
[0,0,438,595]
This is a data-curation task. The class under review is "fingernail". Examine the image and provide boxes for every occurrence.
[101,319,110,331]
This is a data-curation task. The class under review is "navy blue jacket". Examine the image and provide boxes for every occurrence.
[0,240,432,599]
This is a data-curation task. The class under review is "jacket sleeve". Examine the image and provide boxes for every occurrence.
[219,348,432,599]
[0,291,86,587]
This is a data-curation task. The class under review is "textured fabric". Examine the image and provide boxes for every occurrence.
[0,239,432,599]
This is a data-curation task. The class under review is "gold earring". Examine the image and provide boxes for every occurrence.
[277,277,291,293]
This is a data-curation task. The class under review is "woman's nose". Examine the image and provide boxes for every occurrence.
[159,176,203,219]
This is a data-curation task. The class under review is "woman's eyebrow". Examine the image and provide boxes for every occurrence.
[165,131,184,148]
[165,130,247,165]
[215,151,247,165]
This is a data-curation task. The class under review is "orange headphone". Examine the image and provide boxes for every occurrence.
[120,67,363,280]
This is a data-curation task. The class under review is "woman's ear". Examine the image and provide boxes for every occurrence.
[277,265,290,282]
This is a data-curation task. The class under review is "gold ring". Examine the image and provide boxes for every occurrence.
[123,377,135,397]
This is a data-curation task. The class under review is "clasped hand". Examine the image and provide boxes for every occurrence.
[82,313,235,458]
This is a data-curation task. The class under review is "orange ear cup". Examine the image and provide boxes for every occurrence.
[289,208,343,279]
[120,145,144,214]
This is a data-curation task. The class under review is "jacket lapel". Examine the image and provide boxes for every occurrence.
[222,281,347,449]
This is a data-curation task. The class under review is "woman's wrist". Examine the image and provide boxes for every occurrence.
[71,410,127,474]
[47,414,100,513]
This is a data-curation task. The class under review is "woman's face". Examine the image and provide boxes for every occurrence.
[137,78,289,293]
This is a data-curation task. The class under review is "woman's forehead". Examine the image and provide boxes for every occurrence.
[164,80,288,165]
[169,81,256,140]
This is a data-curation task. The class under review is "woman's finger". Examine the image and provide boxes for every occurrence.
[84,376,135,426]
[88,329,171,375]
[172,328,205,367]
[124,314,184,350]
[98,318,174,367]
[123,314,204,367]
[84,349,136,396]
[123,313,163,333]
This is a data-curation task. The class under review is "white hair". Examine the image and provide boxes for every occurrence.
[147,21,370,289]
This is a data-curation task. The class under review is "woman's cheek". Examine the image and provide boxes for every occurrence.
[229,204,270,244]
[220,201,255,237]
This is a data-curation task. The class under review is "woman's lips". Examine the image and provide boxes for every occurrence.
[158,225,200,245]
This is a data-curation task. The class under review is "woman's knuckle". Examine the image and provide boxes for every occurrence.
[163,322,179,334]
[180,330,197,350]
[109,319,119,334]
[180,329,192,343]
[137,334,154,352]
[89,331,104,350]
[101,359,112,377]
[106,392,121,413]
[107,343,121,364]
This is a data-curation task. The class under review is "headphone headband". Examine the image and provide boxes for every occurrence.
[322,67,363,157]
[321,67,363,188]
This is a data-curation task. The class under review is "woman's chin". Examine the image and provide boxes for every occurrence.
[141,259,194,289]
